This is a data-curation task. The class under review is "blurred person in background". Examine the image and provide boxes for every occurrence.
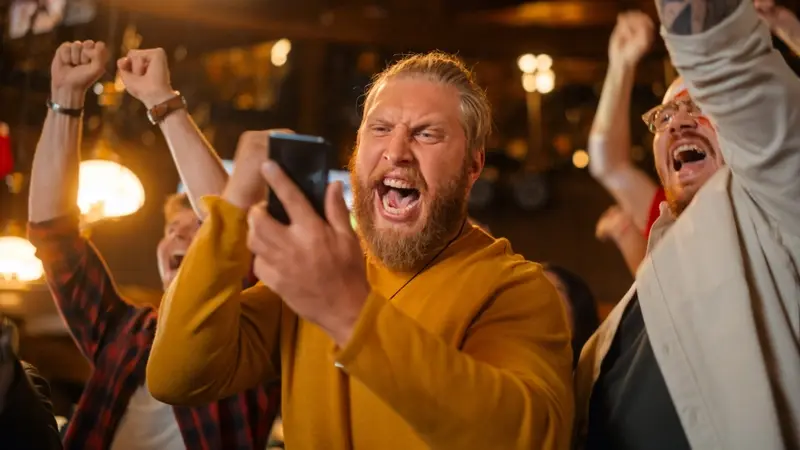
[542,265,600,367]
[576,1,800,448]
[589,11,661,276]
[590,4,800,277]
[26,41,279,450]
[0,315,62,450]
[146,51,574,450]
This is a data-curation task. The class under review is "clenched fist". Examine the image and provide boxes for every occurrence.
[117,48,175,109]
[608,11,655,68]
[754,0,800,32]
[595,205,636,243]
[222,129,294,211]
[51,40,109,107]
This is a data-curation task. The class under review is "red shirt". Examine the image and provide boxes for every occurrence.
[645,189,667,239]
[0,124,12,179]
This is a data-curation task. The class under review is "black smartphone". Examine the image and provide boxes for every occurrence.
[267,132,333,224]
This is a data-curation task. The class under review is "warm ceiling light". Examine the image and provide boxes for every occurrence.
[271,38,292,67]
[0,235,43,282]
[535,69,556,94]
[572,149,590,169]
[273,38,291,56]
[517,53,537,74]
[536,54,553,71]
[521,73,537,93]
[78,159,145,223]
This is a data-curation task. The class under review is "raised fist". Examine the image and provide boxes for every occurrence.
[117,48,175,109]
[609,11,655,68]
[222,129,294,211]
[51,40,108,98]
[754,0,800,32]
[595,205,636,242]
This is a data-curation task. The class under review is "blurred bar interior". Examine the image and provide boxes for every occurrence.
[0,0,798,426]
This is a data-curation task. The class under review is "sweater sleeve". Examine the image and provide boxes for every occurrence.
[147,196,284,406]
[663,0,800,231]
[334,264,574,450]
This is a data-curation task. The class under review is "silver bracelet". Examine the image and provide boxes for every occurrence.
[46,98,84,118]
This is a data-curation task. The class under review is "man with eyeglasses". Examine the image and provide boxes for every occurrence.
[575,1,800,449]
[641,77,727,216]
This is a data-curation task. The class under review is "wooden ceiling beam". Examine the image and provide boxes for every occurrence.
[456,0,660,29]
[119,0,624,58]
[457,1,622,28]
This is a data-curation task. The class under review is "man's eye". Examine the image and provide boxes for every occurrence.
[416,130,439,141]
[657,111,673,124]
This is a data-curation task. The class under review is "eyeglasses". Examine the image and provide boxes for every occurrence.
[641,99,704,133]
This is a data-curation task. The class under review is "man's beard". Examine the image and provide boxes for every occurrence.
[351,162,470,272]
[664,187,690,217]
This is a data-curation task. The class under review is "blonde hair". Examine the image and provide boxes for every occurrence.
[163,193,192,222]
[362,51,492,154]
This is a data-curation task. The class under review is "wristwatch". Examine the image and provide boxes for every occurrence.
[146,92,187,125]
[46,99,84,118]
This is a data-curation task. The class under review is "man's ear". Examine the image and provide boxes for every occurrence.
[468,147,486,184]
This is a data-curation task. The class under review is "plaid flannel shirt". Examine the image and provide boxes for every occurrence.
[28,214,280,450]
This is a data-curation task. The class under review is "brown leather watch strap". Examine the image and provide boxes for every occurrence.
[146,92,187,125]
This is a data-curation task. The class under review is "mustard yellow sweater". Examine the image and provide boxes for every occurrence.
[147,197,574,450]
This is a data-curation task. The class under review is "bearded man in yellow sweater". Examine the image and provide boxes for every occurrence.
[146,51,573,450]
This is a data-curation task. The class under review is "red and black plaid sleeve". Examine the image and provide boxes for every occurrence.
[28,214,137,364]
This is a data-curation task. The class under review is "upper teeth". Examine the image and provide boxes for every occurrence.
[383,178,414,190]
[172,251,185,258]
[673,144,705,159]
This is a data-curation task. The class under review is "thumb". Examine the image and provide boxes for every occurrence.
[325,181,353,234]
[117,57,135,77]
[116,58,140,88]
[87,42,109,70]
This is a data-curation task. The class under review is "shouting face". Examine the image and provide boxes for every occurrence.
[156,205,200,290]
[351,76,483,271]
[646,78,725,216]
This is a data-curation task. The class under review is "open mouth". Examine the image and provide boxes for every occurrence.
[377,177,421,216]
[168,251,186,271]
[672,144,707,171]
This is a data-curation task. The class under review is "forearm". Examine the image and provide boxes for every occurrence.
[159,110,228,219]
[612,230,648,275]
[148,196,281,405]
[27,215,136,362]
[589,62,636,175]
[775,20,800,55]
[589,64,658,231]
[28,89,84,223]
[335,292,573,449]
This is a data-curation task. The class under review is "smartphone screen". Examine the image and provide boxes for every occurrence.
[328,169,357,230]
[327,170,353,210]
[267,133,332,224]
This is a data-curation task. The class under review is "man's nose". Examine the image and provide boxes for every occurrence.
[669,110,699,134]
[383,130,414,165]
[171,227,192,242]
